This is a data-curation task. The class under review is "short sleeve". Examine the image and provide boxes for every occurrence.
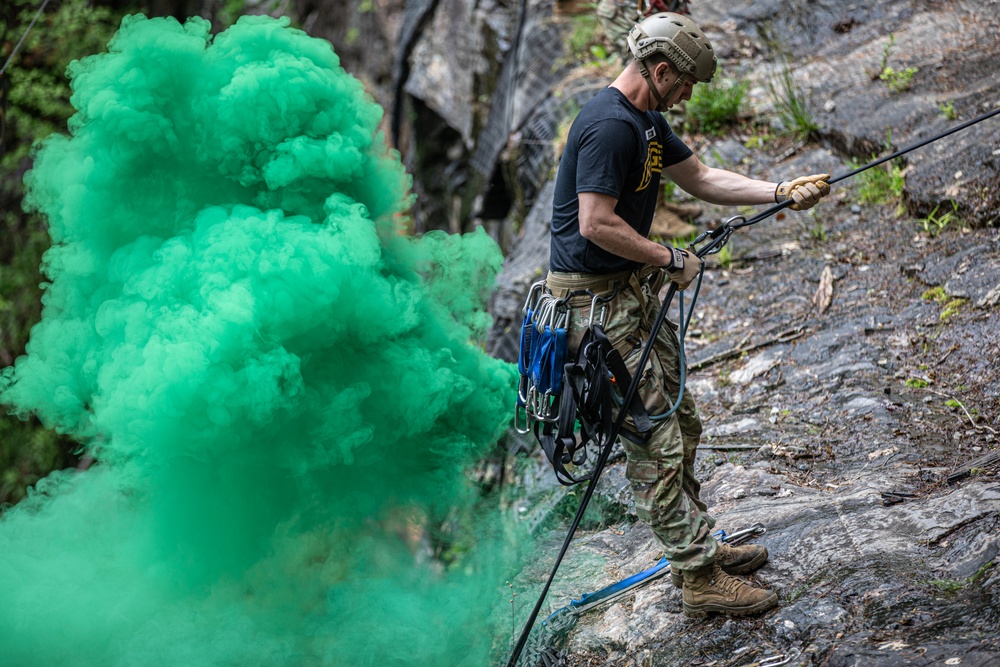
[574,118,636,199]
[659,115,693,167]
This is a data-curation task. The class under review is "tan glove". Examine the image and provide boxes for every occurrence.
[775,173,831,210]
[664,247,702,290]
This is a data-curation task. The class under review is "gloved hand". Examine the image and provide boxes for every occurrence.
[775,173,831,210]
[664,247,702,290]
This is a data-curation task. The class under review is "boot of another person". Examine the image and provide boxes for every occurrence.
[661,200,703,219]
[649,209,696,239]
[681,563,778,618]
[671,541,769,587]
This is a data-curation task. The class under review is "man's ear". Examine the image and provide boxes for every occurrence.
[657,62,672,83]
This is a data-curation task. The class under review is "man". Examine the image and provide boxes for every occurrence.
[546,13,829,617]
[597,0,701,239]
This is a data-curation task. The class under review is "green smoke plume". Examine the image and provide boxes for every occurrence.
[0,14,521,666]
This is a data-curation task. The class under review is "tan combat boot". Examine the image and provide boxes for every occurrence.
[649,209,696,239]
[661,200,704,219]
[681,563,778,618]
[671,541,769,587]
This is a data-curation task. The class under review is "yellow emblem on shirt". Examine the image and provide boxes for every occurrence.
[636,140,663,192]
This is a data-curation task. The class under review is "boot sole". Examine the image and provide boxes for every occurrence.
[682,592,779,618]
[671,551,770,588]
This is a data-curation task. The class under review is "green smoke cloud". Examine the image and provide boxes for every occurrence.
[0,14,521,666]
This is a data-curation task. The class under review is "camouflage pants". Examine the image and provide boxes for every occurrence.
[596,0,641,65]
[546,266,717,571]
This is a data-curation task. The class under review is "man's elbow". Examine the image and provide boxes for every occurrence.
[579,215,604,241]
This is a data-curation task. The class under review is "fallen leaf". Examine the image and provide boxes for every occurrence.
[814,265,834,314]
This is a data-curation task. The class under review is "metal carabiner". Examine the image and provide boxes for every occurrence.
[517,374,531,406]
[554,305,570,331]
[588,293,608,329]
[514,402,531,434]
[522,280,545,316]
[536,296,555,331]
[539,391,559,423]
[718,522,767,545]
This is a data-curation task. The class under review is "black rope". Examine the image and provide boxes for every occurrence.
[504,103,1000,667]
[729,105,1000,232]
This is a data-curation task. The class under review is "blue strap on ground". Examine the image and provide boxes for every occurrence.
[542,526,755,624]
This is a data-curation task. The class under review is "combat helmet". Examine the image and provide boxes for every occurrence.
[628,12,717,84]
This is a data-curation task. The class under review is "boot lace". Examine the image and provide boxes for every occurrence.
[711,566,746,597]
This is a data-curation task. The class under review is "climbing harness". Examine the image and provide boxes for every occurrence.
[515,268,703,485]
[513,524,767,667]
[506,105,1000,667]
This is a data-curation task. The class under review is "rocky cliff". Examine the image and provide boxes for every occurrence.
[310,0,1000,664]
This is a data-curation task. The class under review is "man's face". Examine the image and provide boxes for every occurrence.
[655,64,696,110]
[671,76,696,107]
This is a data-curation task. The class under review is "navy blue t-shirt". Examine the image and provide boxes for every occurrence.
[550,87,693,274]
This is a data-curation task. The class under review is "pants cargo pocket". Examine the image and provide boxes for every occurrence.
[626,458,661,524]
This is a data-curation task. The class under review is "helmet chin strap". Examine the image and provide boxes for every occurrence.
[636,59,686,112]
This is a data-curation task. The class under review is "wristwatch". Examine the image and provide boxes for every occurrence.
[666,247,685,272]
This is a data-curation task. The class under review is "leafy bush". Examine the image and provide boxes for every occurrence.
[0,0,126,505]
[685,78,747,136]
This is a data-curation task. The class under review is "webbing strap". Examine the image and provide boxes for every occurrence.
[536,324,651,486]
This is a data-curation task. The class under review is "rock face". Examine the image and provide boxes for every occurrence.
[313,0,999,243]
[306,0,1000,665]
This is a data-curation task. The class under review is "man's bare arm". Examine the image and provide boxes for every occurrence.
[578,192,675,267]
[664,154,777,206]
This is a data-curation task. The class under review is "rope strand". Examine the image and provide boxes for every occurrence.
[0,0,53,78]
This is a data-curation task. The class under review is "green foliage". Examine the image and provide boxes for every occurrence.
[922,286,948,302]
[880,66,918,93]
[744,131,773,149]
[924,562,994,593]
[1,0,128,504]
[766,63,820,141]
[558,12,613,69]
[856,163,905,206]
[905,378,929,389]
[219,0,248,27]
[926,578,965,593]
[685,77,747,136]
[920,200,962,236]
[876,34,918,93]
[939,298,967,322]
[804,219,828,242]
[854,157,906,211]
[663,179,677,200]
[939,100,957,121]
[878,34,896,75]
[920,286,966,321]
[715,240,734,269]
